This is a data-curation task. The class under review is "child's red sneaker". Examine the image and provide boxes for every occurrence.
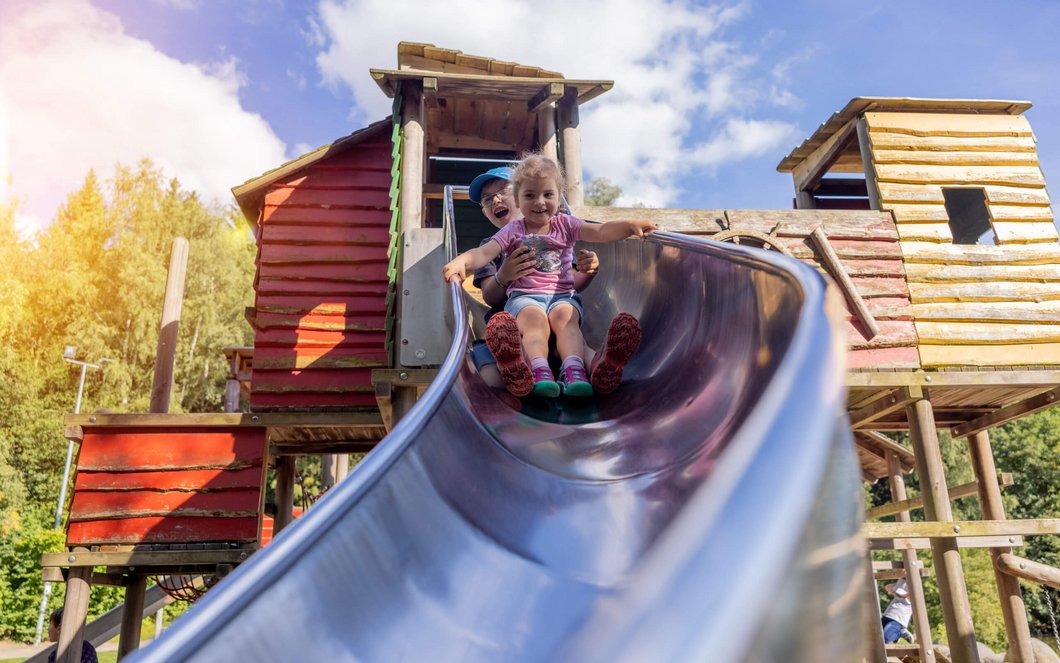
[590,313,642,394]
[485,313,534,396]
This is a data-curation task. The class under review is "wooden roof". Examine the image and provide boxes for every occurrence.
[777,97,1033,173]
[372,41,612,106]
[230,119,392,227]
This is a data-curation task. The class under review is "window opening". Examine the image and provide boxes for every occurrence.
[942,188,995,245]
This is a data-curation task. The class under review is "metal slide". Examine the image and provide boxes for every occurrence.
[132,210,864,662]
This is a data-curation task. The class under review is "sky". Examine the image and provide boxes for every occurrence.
[2,0,1059,235]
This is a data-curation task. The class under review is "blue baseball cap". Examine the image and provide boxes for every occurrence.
[468,166,513,206]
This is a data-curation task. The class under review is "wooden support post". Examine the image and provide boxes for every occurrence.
[907,397,980,663]
[391,386,418,428]
[538,104,557,161]
[321,454,349,489]
[274,455,295,534]
[856,118,882,211]
[794,188,816,209]
[224,378,240,413]
[400,81,425,232]
[887,451,935,663]
[149,237,189,414]
[557,85,584,207]
[57,567,91,663]
[967,430,1034,662]
[117,574,147,659]
[863,555,889,663]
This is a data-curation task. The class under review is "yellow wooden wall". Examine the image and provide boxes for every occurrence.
[864,111,1060,367]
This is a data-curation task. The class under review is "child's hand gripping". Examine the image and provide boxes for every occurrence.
[442,256,468,283]
[628,219,658,239]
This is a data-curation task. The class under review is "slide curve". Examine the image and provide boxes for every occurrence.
[131,223,864,663]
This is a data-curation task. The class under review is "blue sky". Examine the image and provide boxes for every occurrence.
[2,0,1059,232]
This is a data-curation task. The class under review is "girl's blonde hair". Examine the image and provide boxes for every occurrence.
[511,152,566,201]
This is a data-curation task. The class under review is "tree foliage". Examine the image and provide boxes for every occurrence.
[0,160,256,640]
[584,177,622,207]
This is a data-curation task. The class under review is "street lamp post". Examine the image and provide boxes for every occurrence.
[33,347,111,644]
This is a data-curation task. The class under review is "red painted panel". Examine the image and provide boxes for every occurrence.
[250,368,376,389]
[250,392,378,408]
[848,346,921,370]
[280,168,391,189]
[826,238,903,258]
[77,429,265,471]
[253,311,386,331]
[263,206,392,225]
[255,294,386,316]
[260,508,304,546]
[257,262,389,281]
[846,320,918,347]
[68,516,258,545]
[69,489,262,521]
[262,224,391,245]
[252,328,385,348]
[255,279,389,297]
[253,345,388,364]
[259,244,389,263]
[265,187,389,208]
[320,143,392,168]
[75,467,263,492]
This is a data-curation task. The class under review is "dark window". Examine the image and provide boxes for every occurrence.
[942,188,995,245]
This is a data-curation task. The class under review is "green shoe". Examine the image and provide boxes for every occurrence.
[530,367,561,398]
[558,365,593,398]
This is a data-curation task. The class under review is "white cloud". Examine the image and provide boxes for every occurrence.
[311,0,799,206]
[0,0,288,233]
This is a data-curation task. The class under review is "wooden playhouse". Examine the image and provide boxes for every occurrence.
[46,43,1060,663]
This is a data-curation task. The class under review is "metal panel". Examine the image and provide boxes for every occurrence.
[397,227,448,366]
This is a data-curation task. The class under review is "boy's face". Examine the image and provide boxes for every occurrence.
[478,178,516,229]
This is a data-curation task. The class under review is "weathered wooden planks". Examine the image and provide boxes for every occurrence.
[67,427,266,546]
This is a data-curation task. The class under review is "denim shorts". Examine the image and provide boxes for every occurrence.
[505,291,583,320]
[470,340,495,369]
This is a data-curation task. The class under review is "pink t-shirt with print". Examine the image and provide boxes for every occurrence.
[489,213,585,296]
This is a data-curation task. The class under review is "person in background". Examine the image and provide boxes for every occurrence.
[47,606,99,663]
[881,578,915,644]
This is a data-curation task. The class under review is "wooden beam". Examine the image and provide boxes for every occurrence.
[968,430,1034,661]
[558,85,584,206]
[527,82,564,113]
[847,369,1060,389]
[422,77,439,109]
[149,238,189,414]
[57,567,91,663]
[118,574,147,658]
[906,397,978,663]
[811,226,880,340]
[400,81,425,232]
[870,535,1023,550]
[273,456,295,535]
[885,450,935,663]
[42,549,252,569]
[863,519,1060,539]
[996,553,1060,591]
[857,117,882,210]
[66,412,385,428]
[792,118,859,193]
[951,386,1060,438]
[849,388,919,428]
[867,472,1014,519]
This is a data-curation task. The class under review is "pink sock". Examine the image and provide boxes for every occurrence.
[561,355,585,371]
[530,357,551,375]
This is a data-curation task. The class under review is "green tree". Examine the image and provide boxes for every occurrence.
[0,160,257,640]
[584,177,622,206]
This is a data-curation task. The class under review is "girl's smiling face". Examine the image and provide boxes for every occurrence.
[517,175,560,229]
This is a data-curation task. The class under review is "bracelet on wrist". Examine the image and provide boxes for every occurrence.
[493,273,507,288]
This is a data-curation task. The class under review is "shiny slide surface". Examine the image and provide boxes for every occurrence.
[133,226,864,662]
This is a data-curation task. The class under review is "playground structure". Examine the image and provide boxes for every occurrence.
[38,43,1060,662]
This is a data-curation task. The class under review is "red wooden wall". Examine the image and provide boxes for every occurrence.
[251,124,394,410]
[67,427,266,546]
